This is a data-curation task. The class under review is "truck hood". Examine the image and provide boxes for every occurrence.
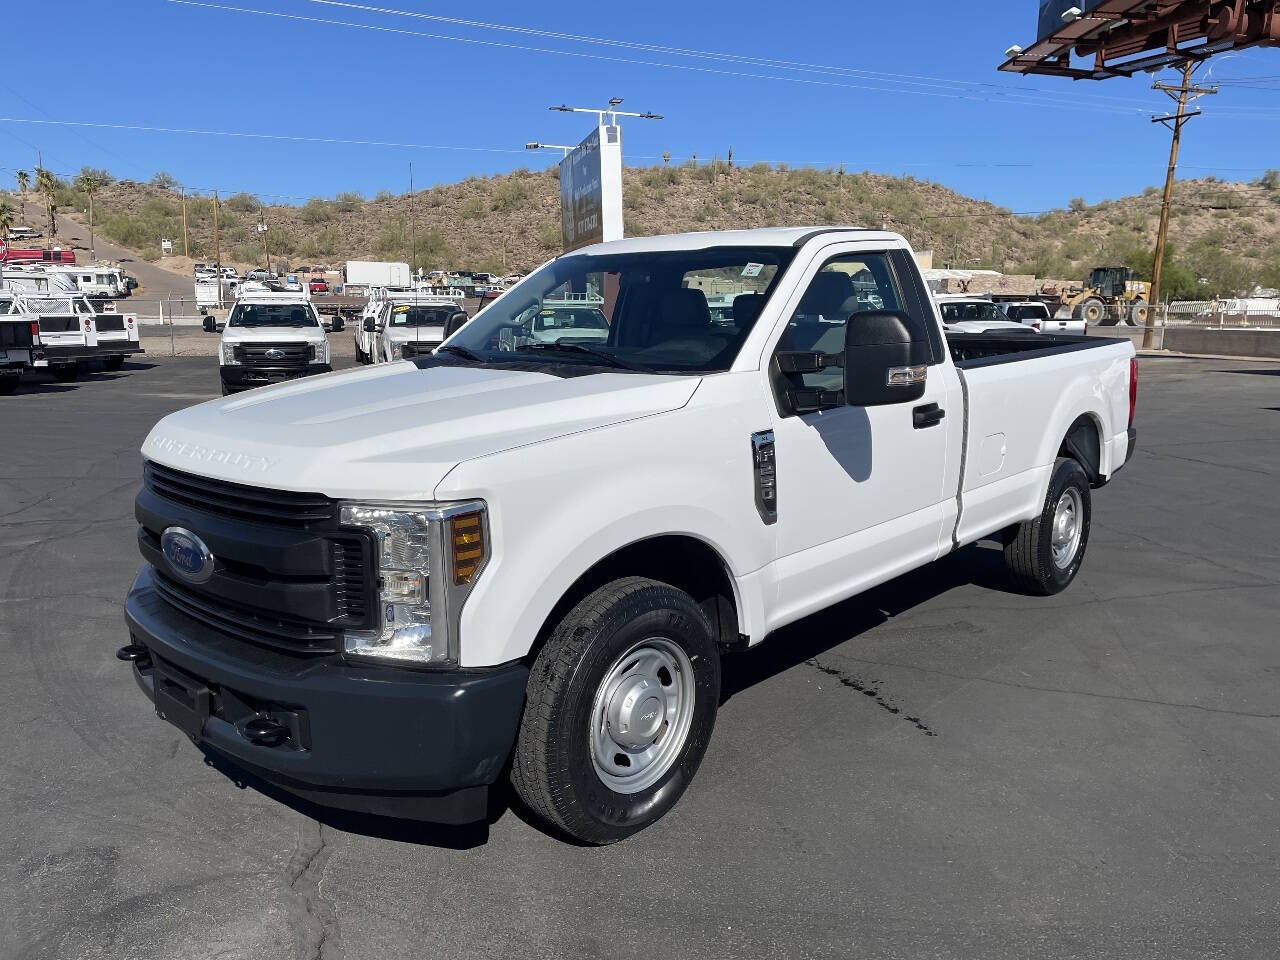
[142,362,701,500]
[385,326,444,343]
[222,326,327,344]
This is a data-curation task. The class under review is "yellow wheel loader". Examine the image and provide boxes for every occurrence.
[1060,267,1150,326]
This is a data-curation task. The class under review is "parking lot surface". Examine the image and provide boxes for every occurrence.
[2,356,1278,960]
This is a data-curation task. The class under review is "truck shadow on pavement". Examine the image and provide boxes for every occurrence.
[198,541,1015,849]
[720,541,1015,702]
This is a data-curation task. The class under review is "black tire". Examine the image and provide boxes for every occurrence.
[0,373,19,395]
[51,364,78,382]
[355,346,366,365]
[102,354,125,371]
[1004,457,1091,596]
[1081,298,1109,325]
[221,383,234,396]
[511,577,721,845]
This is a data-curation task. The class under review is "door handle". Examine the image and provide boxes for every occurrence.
[913,403,945,429]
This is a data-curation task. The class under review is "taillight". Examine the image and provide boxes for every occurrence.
[1032,322,1041,332]
[1129,357,1138,427]
[30,321,40,340]
[127,317,134,326]
[84,318,92,330]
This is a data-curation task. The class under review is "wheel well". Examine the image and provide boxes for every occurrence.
[1059,414,1101,484]
[526,535,742,666]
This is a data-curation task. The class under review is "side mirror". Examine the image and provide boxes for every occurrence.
[443,312,468,339]
[363,318,376,332]
[332,316,344,332]
[202,316,216,333]
[844,311,926,406]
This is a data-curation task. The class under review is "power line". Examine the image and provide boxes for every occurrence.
[162,0,1162,117]
[306,0,1167,110]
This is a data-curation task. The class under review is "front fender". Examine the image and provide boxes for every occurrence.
[436,377,775,667]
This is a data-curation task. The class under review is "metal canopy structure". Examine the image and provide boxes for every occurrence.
[1001,0,1280,79]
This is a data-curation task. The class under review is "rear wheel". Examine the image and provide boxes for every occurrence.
[51,364,78,382]
[0,372,19,395]
[1128,300,1150,327]
[511,577,721,844]
[1004,457,1091,596]
[102,355,125,371]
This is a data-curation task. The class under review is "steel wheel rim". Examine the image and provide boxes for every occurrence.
[589,638,696,795]
[1051,488,1083,569]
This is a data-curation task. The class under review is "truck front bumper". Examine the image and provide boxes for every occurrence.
[122,566,528,823]
[220,363,331,392]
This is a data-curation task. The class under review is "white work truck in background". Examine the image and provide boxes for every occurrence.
[360,293,468,363]
[204,290,338,395]
[121,227,1137,845]
[342,260,411,297]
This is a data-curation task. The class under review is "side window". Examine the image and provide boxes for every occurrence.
[776,252,902,393]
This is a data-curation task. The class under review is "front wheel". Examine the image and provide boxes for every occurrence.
[511,577,721,844]
[1004,457,1091,596]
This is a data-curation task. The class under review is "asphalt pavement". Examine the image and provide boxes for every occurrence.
[2,356,1278,960]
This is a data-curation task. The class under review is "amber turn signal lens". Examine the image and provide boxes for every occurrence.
[450,512,485,585]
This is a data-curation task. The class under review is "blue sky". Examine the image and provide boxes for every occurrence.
[2,0,1278,210]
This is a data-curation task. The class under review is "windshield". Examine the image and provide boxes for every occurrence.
[388,304,457,327]
[939,301,1010,324]
[228,302,319,328]
[1005,304,1049,321]
[444,246,793,373]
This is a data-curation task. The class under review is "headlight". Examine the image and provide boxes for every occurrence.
[312,340,330,364]
[339,501,489,665]
[221,342,238,365]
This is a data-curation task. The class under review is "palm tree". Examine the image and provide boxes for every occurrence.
[0,198,14,238]
[16,170,28,200]
[35,166,57,238]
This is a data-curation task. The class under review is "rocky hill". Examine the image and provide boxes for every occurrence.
[9,163,1280,298]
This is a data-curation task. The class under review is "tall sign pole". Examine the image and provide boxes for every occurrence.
[213,191,223,305]
[548,100,661,253]
[1145,62,1216,349]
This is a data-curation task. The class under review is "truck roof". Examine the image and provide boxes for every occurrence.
[567,226,900,257]
[232,291,313,304]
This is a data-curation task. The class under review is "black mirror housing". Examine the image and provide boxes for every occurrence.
[202,316,216,333]
[844,311,926,406]
[363,318,376,332]
[332,317,344,332]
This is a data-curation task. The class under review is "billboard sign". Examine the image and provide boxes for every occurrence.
[1036,0,1106,42]
[559,123,624,252]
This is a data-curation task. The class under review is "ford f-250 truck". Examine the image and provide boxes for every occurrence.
[119,228,1137,844]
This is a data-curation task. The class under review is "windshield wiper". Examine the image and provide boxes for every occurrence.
[517,342,653,373]
[436,344,486,362]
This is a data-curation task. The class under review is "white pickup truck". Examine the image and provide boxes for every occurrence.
[0,313,42,394]
[205,291,337,395]
[363,294,469,363]
[1,291,101,381]
[120,228,1137,844]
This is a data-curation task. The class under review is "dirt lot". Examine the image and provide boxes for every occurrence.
[2,356,1278,960]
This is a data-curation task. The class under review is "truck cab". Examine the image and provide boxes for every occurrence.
[210,291,332,395]
[372,295,468,362]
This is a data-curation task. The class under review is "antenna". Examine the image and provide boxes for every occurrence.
[409,161,419,350]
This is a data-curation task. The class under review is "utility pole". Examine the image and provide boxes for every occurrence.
[212,191,223,304]
[1146,61,1216,348]
[180,186,189,258]
[258,217,271,275]
[87,188,95,261]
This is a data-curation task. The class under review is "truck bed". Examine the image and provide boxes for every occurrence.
[947,332,1127,368]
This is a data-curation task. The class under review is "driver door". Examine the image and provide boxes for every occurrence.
[766,247,956,622]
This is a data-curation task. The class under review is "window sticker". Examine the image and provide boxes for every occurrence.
[741,263,764,278]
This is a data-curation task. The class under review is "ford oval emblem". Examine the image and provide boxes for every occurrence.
[161,527,215,584]
[264,348,285,360]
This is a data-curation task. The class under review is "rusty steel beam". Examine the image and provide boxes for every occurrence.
[1000,0,1280,79]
